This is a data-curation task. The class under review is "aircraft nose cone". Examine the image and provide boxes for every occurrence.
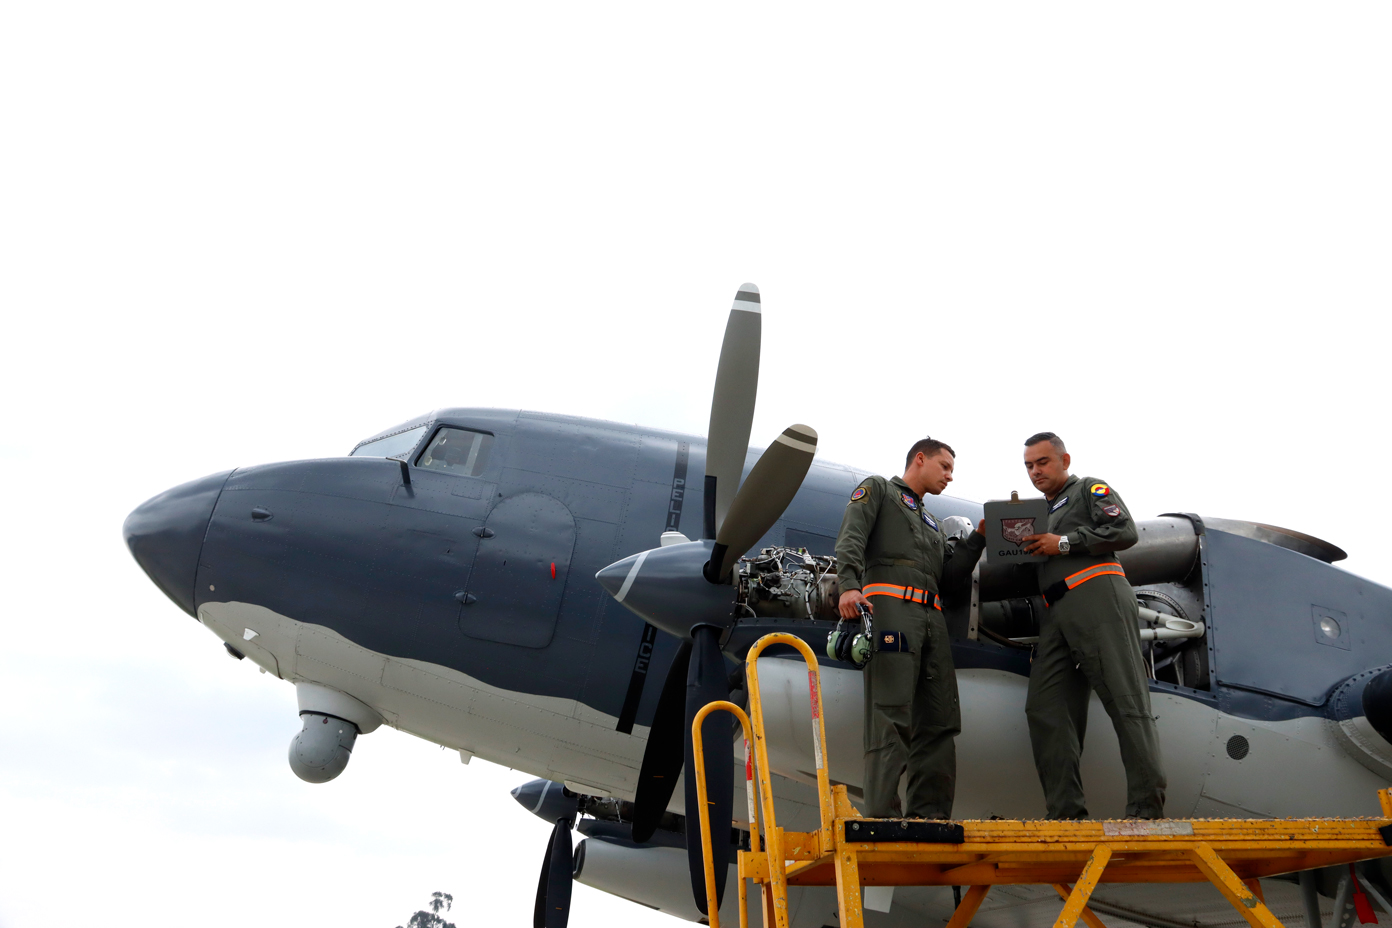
[123,470,233,617]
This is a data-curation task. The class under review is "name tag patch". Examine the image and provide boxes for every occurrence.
[900,493,917,510]
[922,511,938,530]
[877,630,909,652]
[1050,496,1069,513]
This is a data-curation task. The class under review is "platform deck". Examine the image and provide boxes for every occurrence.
[691,633,1392,928]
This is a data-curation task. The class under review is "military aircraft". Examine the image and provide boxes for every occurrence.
[124,285,1392,928]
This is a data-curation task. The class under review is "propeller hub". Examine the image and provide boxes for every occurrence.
[595,540,737,639]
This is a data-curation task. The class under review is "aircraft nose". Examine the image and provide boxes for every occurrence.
[123,470,233,617]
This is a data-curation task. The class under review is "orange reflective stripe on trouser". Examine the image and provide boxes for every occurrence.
[1064,562,1126,589]
[861,583,942,610]
[1042,562,1126,607]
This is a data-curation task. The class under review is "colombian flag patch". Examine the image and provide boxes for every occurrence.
[1090,483,1111,498]
[850,487,868,501]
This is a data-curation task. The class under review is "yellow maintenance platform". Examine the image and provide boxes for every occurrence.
[692,633,1392,928]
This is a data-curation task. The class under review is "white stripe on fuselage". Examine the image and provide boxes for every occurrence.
[198,600,1387,822]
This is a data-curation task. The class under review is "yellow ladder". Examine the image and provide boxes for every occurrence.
[692,632,1392,928]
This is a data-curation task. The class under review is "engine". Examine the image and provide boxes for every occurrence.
[730,523,1210,688]
[735,547,840,622]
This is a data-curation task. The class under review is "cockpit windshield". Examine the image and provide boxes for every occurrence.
[417,427,493,476]
[350,425,427,459]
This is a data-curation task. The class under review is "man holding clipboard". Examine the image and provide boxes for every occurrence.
[1018,432,1166,820]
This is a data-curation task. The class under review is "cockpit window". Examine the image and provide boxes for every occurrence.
[417,427,494,477]
[350,425,427,459]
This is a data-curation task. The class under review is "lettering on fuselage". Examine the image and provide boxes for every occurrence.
[617,622,659,734]
[616,442,693,734]
[665,441,689,533]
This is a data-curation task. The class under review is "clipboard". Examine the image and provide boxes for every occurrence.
[983,492,1050,564]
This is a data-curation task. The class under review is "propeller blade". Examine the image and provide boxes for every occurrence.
[630,639,692,843]
[684,625,733,915]
[704,284,762,539]
[706,424,818,583]
[533,822,554,928]
[533,817,573,928]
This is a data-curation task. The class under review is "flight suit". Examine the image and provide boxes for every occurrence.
[836,475,985,819]
[1026,474,1167,819]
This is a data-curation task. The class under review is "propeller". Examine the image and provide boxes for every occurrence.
[703,285,762,540]
[630,639,691,843]
[706,423,818,583]
[598,283,819,915]
[533,816,574,928]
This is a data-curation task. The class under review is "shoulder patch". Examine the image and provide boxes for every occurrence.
[850,487,868,501]
[1102,504,1122,518]
[1090,483,1111,498]
[900,492,918,510]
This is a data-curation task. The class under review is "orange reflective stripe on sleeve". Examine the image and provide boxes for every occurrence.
[1063,562,1125,589]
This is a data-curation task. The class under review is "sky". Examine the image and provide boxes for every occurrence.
[1,3,1390,926]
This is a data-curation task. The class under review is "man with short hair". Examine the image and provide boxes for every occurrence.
[1019,431,1166,819]
[835,438,985,819]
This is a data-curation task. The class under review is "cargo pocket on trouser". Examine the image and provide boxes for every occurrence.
[1073,649,1114,707]
[1077,649,1151,721]
[864,651,915,752]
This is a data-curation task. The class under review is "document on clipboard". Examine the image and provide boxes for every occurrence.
[983,493,1050,564]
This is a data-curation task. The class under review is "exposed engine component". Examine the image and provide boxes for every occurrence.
[288,683,382,783]
[1137,614,1205,641]
[289,713,358,783]
[1135,589,1208,688]
[735,546,840,622]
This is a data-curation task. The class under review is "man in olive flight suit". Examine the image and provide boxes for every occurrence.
[835,437,986,819]
[1020,431,1166,819]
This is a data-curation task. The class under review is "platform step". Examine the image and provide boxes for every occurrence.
[844,819,965,843]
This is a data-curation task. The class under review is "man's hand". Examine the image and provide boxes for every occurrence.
[1022,533,1064,556]
[839,589,871,619]
[975,519,986,536]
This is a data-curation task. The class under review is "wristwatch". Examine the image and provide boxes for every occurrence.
[1057,535,1071,555]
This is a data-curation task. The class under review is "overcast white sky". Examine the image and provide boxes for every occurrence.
[2,3,1390,926]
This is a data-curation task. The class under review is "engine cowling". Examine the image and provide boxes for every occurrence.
[1328,666,1392,778]
[573,836,750,924]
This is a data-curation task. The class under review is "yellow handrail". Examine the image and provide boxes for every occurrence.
[691,633,836,928]
[691,699,758,928]
[744,633,835,854]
